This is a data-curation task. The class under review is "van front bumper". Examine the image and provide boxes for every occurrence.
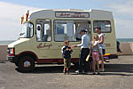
[7,54,16,63]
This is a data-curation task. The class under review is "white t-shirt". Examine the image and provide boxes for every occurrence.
[91,41,103,55]
[92,41,99,51]
[77,33,90,49]
[98,33,105,49]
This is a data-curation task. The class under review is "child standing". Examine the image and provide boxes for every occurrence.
[92,35,101,75]
[61,40,73,74]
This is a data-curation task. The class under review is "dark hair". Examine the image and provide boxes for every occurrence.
[80,30,87,33]
[95,27,101,30]
[64,40,69,44]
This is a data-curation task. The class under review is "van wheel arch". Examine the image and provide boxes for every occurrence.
[17,51,38,62]
[15,51,38,68]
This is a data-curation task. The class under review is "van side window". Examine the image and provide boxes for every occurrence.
[54,20,91,42]
[36,19,52,42]
[93,21,111,33]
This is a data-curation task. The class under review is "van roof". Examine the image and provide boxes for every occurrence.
[29,9,113,20]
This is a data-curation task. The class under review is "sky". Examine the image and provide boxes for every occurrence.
[0,0,133,40]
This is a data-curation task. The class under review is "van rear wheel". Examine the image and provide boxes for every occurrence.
[18,56,35,72]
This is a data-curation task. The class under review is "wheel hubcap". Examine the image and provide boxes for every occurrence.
[24,61,31,67]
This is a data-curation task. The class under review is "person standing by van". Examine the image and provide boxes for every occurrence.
[72,30,90,74]
[95,27,105,72]
[91,35,100,75]
[61,40,73,74]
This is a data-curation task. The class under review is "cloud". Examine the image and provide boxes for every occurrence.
[114,19,133,38]
[0,1,133,40]
[106,0,133,38]
[108,1,133,15]
[0,1,39,40]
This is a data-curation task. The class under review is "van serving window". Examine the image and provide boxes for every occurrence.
[54,20,91,42]
[55,12,90,18]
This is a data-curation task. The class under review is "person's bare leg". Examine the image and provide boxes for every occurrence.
[96,61,99,73]
[64,68,67,74]
[93,61,96,74]
[100,55,104,71]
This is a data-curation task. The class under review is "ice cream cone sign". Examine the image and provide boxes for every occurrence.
[21,15,24,24]
[26,10,29,21]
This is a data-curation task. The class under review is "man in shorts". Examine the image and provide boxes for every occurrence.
[95,27,105,72]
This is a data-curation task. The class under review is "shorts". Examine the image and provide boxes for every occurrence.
[64,58,71,68]
[99,47,105,55]
[92,51,99,61]
[102,49,105,55]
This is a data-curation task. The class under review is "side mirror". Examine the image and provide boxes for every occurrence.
[20,32,25,36]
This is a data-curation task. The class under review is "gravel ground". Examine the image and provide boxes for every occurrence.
[0,56,133,89]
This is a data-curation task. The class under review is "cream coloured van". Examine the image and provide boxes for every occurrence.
[7,9,117,72]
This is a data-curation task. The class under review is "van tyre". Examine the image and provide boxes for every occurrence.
[18,56,35,72]
[15,62,19,67]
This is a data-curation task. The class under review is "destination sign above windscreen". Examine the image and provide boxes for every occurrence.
[55,11,90,18]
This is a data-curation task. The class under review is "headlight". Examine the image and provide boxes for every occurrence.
[8,48,15,54]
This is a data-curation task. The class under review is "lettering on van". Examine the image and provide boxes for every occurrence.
[55,12,90,18]
[37,43,52,49]
[105,43,111,47]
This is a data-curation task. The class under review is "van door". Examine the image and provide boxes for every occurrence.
[35,19,53,60]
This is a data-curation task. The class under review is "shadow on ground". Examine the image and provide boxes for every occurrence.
[99,64,133,76]
[16,63,133,76]
[105,64,133,73]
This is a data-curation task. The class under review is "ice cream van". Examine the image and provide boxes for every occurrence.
[7,9,117,72]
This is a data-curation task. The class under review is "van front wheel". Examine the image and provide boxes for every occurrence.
[18,56,35,72]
